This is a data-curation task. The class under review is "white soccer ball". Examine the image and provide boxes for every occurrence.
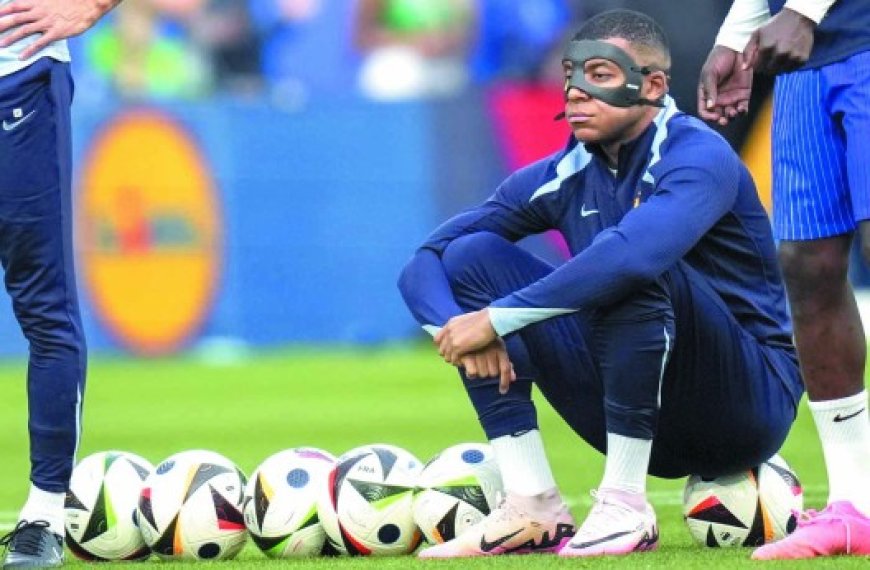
[65,451,153,561]
[136,450,248,560]
[318,444,423,555]
[243,447,338,557]
[413,443,503,544]
[683,454,803,547]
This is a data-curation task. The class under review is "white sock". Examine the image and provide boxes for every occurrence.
[491,430,557,496]
[18,485,65,536]
[809,390,870,516]
[600,433,651,496]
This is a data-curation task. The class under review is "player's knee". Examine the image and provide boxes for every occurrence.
[20,316,86,359]
[441,232,509,284]
[778,240,849,293]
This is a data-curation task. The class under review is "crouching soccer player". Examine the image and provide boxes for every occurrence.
[397,9,804,558]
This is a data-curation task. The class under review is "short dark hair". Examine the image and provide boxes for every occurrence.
[573,9,670,69]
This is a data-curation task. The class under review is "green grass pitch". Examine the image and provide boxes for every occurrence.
[0,343,867,568]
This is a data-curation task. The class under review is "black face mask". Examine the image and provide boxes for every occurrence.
[561,40,667,108]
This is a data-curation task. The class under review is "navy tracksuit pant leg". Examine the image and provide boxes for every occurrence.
[0,58,85,492]
[441,232,800,478]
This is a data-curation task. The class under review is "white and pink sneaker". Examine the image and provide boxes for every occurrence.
[417,489,575,558]
[559,489,658,557]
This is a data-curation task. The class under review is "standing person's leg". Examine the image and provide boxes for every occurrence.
[0,60,85,569]
[754,53,870,560]
[419,232,605,558]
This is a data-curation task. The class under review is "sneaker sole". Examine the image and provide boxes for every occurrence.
[560,538,659,557]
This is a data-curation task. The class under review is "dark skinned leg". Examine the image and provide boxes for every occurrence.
[779,234,865,400]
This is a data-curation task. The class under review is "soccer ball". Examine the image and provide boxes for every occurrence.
[64,451,153,561]
[683,454,803,547]
[413,443,503,544]
[243,447,337,557]
[137,450,248,560]
[318,444,423,555]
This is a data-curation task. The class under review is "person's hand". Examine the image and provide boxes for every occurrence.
[435,309,498,365]
[698,45,753,126]
[743,8,815,75]
[459,339,516,394]
[0,0,118,60]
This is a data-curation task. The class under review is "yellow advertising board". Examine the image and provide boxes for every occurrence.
[78,111,221,355]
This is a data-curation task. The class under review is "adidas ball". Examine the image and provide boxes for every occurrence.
[65,451,153,561]
[243,447,337,557]
[318,444,423,555]
[683,454,803,547]
[137,450,248,560]
[413,443,503,544]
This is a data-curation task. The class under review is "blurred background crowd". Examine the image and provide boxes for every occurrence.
[69,0,739,115]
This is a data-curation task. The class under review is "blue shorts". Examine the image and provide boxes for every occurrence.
[772,49,870,240]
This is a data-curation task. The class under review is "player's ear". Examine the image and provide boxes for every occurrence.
[644,70,668,103]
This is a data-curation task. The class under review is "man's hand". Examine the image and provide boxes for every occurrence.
[743,8,815,75]
[0,0,119,60]
[435,309,498,365]
[459,339,516,394]
[698,45,753,126]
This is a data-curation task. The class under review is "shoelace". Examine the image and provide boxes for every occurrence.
[576,490,640,538]
[488,491,526,525]
[0,520,52,555]
[792,507,852,554]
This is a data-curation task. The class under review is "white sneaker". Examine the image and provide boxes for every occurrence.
[418,490,576,558]
[559,490,658,557]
